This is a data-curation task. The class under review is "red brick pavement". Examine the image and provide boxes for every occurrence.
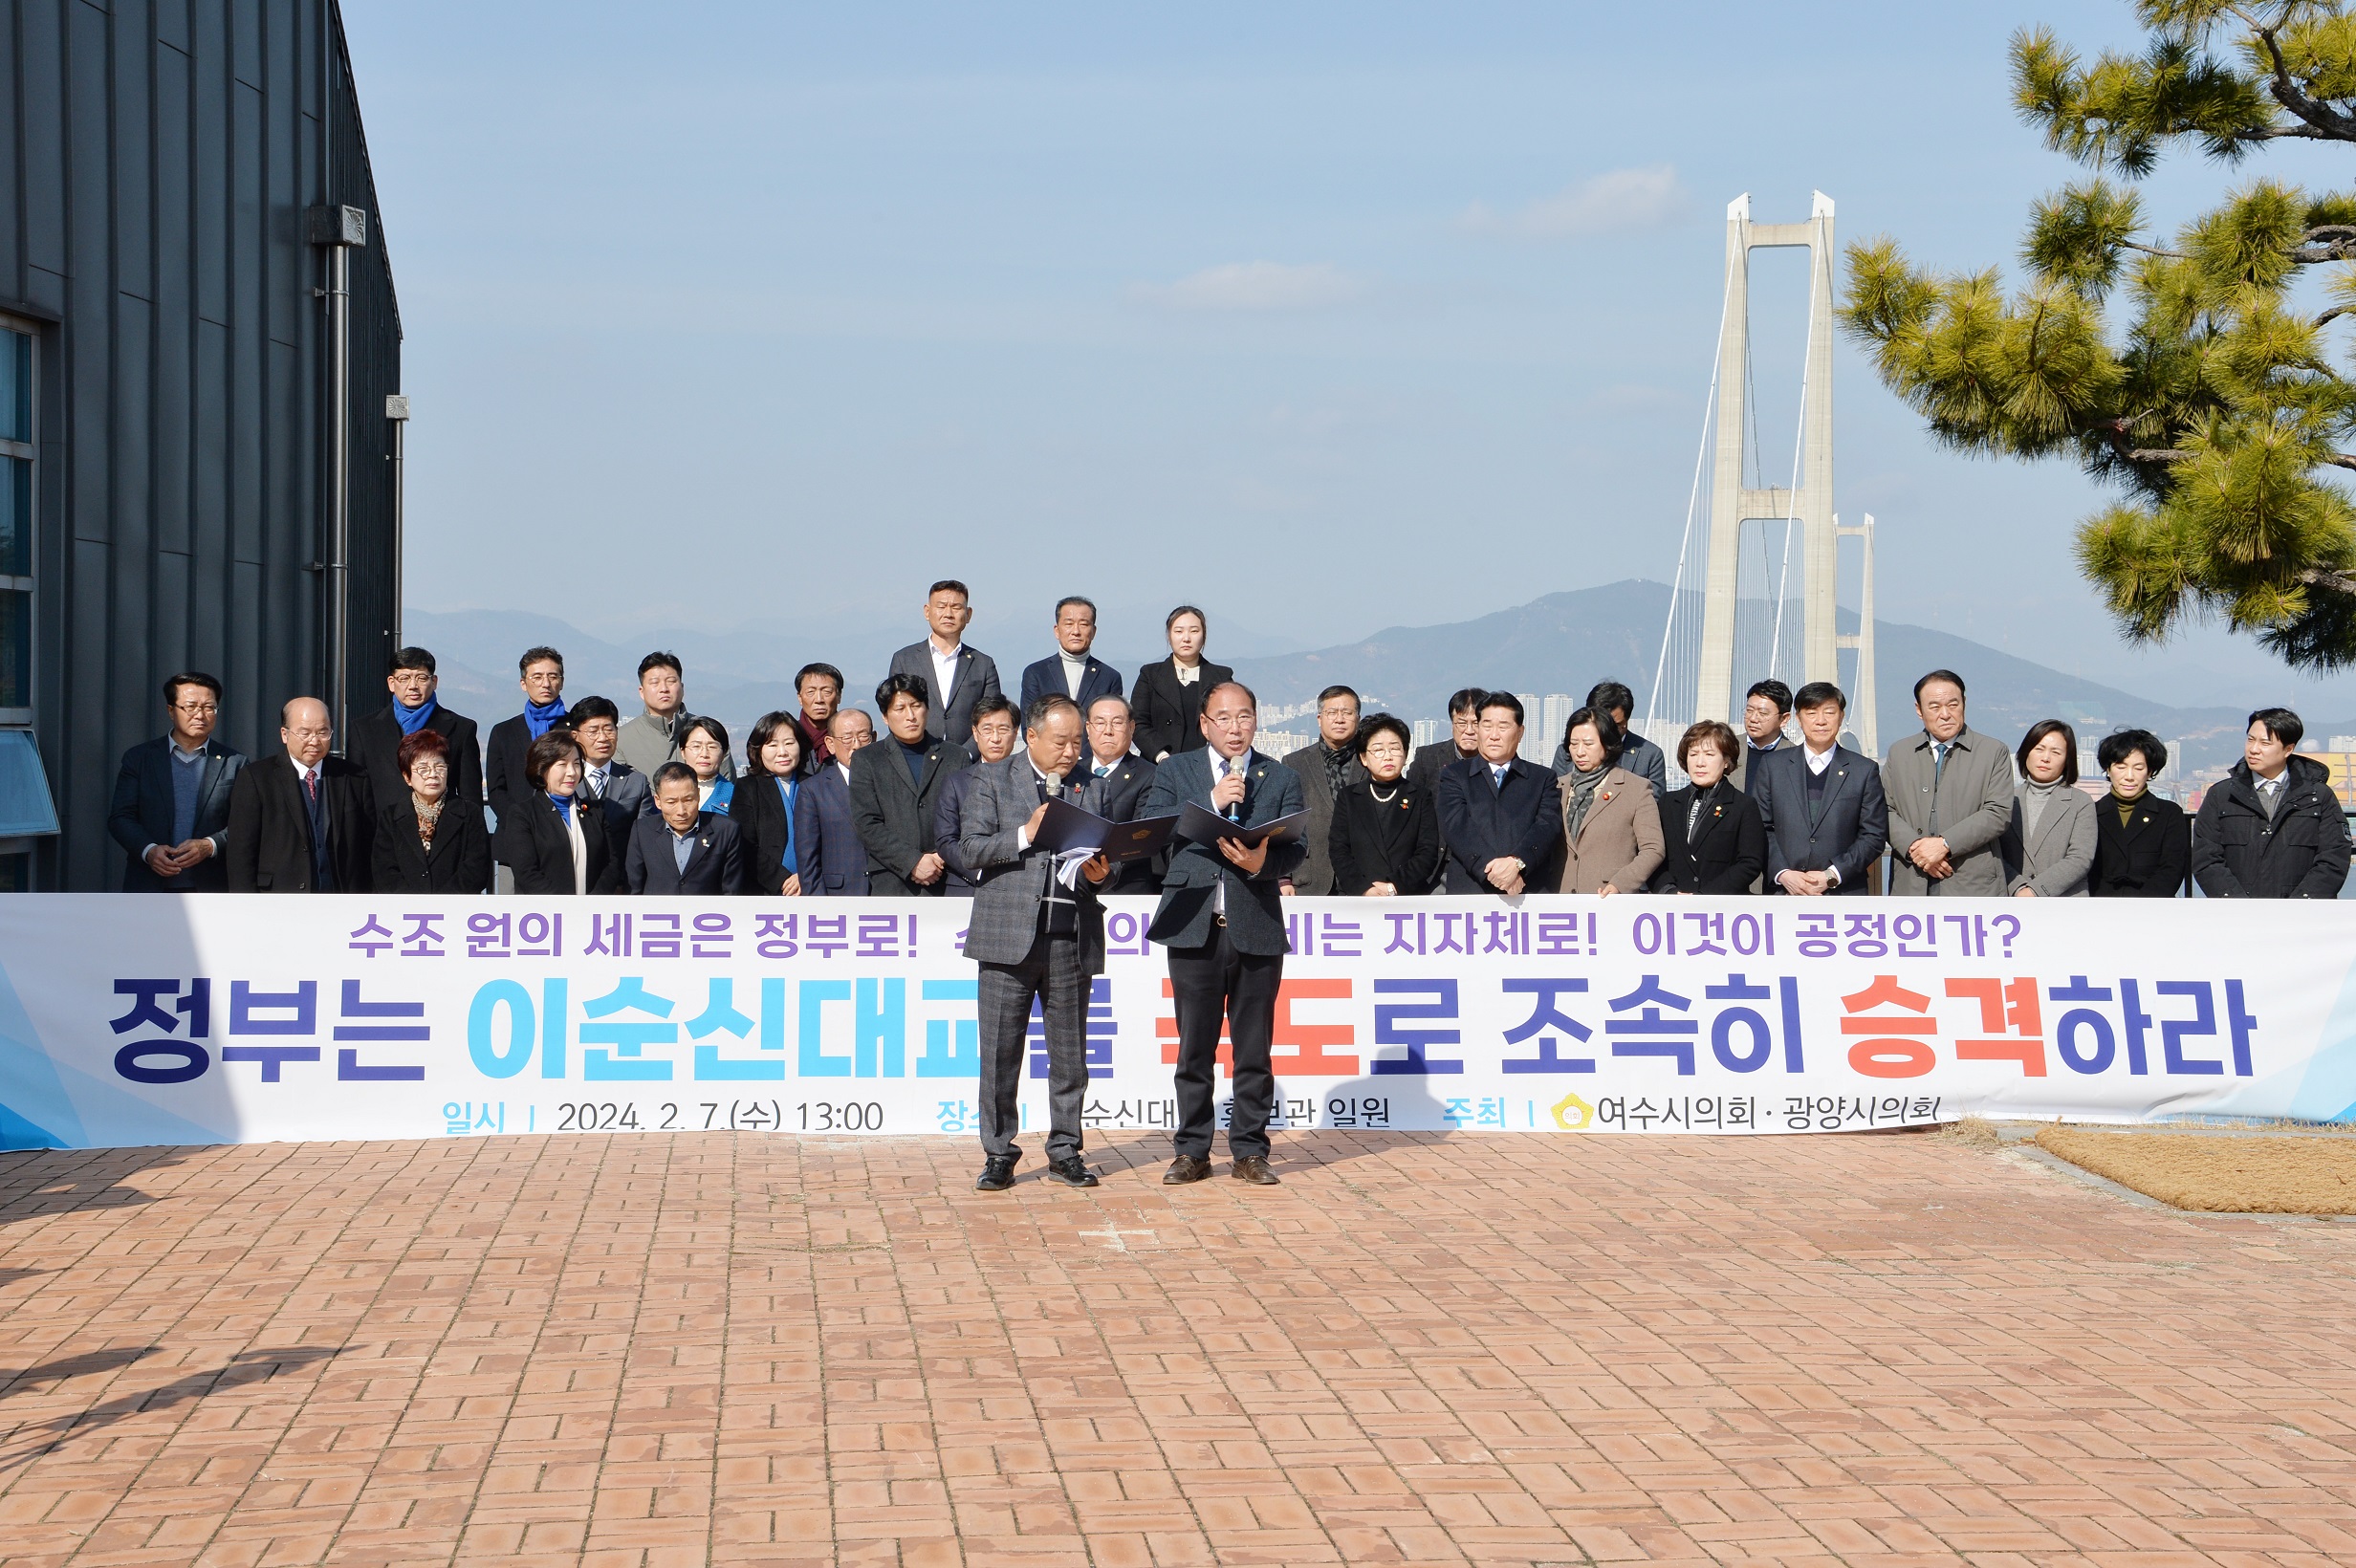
[1,1130,2352,1566]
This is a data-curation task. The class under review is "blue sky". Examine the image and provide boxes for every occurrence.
[345,1,2356,717]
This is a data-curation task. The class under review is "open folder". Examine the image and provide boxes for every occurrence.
[1030,795,1182,863]
[1175,801,1308,850]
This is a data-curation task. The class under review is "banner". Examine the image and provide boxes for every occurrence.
[1,894,2352,1150]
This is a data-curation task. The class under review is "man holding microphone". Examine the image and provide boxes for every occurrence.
[956,694,1113,1191]
[1139,682,1306,1187]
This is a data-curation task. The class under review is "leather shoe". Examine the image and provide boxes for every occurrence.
[974,1155,1017,1192]
[1231,1155,1280,1186]
[1045,1156,1100,1187]
[1163,1155,1212,1185]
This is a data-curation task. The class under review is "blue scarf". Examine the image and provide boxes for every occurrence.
[774,776,799,873]
[525,698,568,739]
[548,793,574,823]
[392,698,437,735]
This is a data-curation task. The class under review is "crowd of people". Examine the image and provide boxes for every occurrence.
[107,580,2354,904]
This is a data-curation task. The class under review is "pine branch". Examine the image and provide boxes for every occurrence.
[2239,8,2356,143]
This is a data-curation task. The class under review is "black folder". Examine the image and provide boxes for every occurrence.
[1175,801,1308,850]
[1032,796,1181,863]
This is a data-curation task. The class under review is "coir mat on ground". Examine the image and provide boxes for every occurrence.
[3,1127,2354,1567]
[2033,1124,2356,1214]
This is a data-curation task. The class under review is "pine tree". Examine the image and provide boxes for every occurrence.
[1841,1,2356,668]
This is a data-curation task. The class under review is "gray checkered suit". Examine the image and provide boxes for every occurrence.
[956,752,1108,1161]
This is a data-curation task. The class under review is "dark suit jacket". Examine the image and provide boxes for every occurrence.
[1330,780,1441,896]
[850,734,971,895]
[886,642,1002,748]
[350,704,482,826]
[108,735,246,891]
[1140,748,1305,955]
[1279,743,1367,896]
[1130,657,1233,762]
[580,759,649,819]
[1407,741,1476,796]
[734,770,802,894]
[494,791,618,895]
[625,810,750,895]
[372,795,493,894]
[794,762,870,896]
[1018,652,1123,714]
[1081,753,1162,893]
[485,713,538,822]
[1651,780,1767,893]
[224,752,375,893]
[1751,744,1887,893]
[1434,756,1562,895]
[933,766,986,898]
[2089,793,2190,898]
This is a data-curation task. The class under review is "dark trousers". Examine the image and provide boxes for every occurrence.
[976,929,1088,1161]
[1167,924,1282,1159]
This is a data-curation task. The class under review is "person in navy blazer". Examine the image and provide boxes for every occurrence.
[1138,681,1306,1188]
[794,709,876,895]
[626,763,750,894]
[1434,694,1563,895]
[108,672,247,891]
[1017,596,1124,715]
[885,579,1002,748]
[1750,682,1888,895]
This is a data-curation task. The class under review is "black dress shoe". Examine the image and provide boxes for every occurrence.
[1163,1155,1212,1185]
[974,1155,1017,1191]
[1045,1156,1100,1187]
[1230,1155,1279,1186]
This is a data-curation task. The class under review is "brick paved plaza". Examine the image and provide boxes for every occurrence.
[1,1129,2352,1567]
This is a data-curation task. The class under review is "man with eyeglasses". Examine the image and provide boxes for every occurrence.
[1278,685,1366,896]
[108,672,248,891]
[350,646,484,825]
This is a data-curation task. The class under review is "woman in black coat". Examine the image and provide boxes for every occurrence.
[1328,715,1442,896]
[1130,604,1234,763]
[2088,729,2190,897]
[494,730,618,895]
[737,711,806,895]
[372,729,492,893]
[1650,720,1766,893]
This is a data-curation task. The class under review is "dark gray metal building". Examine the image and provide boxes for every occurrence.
[0,0,403,889]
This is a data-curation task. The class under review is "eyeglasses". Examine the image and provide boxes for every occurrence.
[172,703,219,716]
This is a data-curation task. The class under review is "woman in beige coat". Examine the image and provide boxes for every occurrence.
[1558,708,1664,895]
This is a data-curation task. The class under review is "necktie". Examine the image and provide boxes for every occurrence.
[304,769,318,805]
[1493,766,1507,793]
[585,770,604,800]
[1095,764,1112,777]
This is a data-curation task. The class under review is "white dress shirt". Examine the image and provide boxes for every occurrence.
[929,642,962,709]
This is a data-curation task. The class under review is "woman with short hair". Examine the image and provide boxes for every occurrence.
[2002,719,2097,897]
[1328,714,1441,896]
[1556,708,1663,895]
[2088,729,2189,897]
[494,730,616,894]
[680,716,735,814]
[1650,720,1765,894]
[1129,606,1235,763]
[372,728,491,893]
[738,712,805,896]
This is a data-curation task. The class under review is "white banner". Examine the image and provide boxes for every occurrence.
[0,895,2351,1149]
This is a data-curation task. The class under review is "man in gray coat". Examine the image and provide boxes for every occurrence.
[1140,681,1306,1188]
[957,694,1112,1192]
[886,579,1003,749]
[1278,685,1367,897]
[615,651,733,777]
[1884,669,2014,896]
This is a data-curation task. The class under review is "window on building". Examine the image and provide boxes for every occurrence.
[0,320,31,721]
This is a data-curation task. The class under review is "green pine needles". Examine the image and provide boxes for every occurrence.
[1841,1,2356,667]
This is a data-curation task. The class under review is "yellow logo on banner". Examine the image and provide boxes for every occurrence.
[1551,1093,1594,1131]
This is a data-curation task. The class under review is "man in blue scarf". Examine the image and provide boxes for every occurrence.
[486,645,569,824]
[349,646,484,819]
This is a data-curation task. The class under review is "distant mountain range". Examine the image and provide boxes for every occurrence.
[405,580,2347,780]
